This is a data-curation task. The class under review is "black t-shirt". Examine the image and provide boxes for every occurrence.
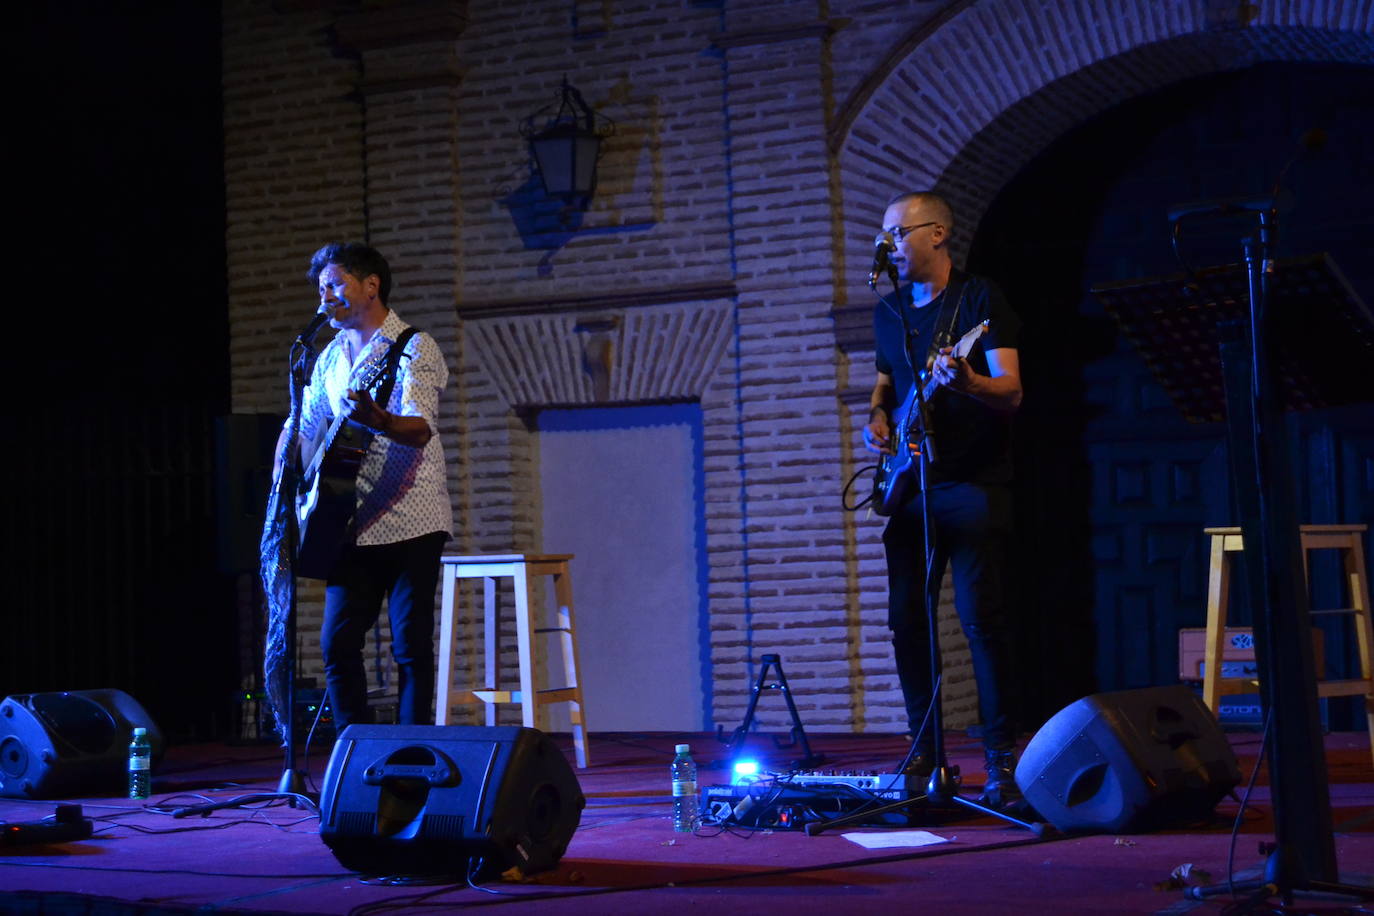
[873,269,1022,487]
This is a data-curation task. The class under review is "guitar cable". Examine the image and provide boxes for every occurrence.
[841,462,880,512]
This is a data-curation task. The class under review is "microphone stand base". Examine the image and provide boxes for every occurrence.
[277,767,309,804]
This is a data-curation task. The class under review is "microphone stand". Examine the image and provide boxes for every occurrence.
[270,317,330,800]
[177,316,324,820]
[272,334,316,800]
[809,264,1041,836]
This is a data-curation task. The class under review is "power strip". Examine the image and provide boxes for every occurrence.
[1,804,94,846]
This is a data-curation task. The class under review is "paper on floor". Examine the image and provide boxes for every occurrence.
[841,830,949,849]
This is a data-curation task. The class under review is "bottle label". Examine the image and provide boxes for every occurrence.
[129,755,150,772]
[672,779,696,797]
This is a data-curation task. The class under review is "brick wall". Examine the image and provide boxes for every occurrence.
[222,0,1372,736]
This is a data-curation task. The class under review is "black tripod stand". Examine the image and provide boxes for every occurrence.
[809,257,1043,837]
[171,312,331,821]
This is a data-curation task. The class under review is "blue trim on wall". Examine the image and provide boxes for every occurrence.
[536,404,715,729]
[536,403,695,432]
[715,10,757,695]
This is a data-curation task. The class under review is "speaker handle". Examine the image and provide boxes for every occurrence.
[362,747,460,788]
[1149,706,1202,749]
[1151,725,1205,749]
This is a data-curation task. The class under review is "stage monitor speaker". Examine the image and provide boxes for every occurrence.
[0,689,164,799]
[318,725,585,878]
[1015,684,1240,834]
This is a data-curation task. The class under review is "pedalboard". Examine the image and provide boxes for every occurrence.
[764,770,913,797]
[703,774,915,830]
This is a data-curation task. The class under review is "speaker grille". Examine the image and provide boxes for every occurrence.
[338,810,377,836]
[421,813,466,839]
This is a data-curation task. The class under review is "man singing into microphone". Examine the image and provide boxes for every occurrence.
[863,192,1025,810]
[277,242,453,730]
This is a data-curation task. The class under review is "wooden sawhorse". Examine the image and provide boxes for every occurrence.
[434,554,590,767]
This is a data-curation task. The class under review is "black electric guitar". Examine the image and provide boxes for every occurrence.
[294,347,405,580]
[871,320,989,517]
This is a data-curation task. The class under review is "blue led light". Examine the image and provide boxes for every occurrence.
[731,760,760,784]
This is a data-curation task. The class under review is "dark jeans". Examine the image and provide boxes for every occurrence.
[321,530,447,729]
[883,481,1015,751]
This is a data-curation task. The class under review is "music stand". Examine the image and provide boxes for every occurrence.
[1093,253,1374,422]
[1092,251,1374,907]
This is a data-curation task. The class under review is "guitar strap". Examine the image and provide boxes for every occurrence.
[369,327,420,411]
[922,269,968,370]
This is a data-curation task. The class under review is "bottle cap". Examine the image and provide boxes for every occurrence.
[133,727,147,737]
[675,744,689,754]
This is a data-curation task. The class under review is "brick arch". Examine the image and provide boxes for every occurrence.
[832,0,1374,328]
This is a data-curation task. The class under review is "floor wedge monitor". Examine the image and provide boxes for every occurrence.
[318,725,584,878]
[0,689,164,799]
[1015,684,1240,833]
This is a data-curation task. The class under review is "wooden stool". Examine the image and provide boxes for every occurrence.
[434,554,590,767]
[1203,524,1373,766]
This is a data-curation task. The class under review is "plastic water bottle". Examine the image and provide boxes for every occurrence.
[671,743,698,832]
[128,727,151,800]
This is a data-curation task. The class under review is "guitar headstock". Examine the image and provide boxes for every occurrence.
[952,319,990,359]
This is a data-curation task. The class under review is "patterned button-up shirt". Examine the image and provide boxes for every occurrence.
[297,309,453,546]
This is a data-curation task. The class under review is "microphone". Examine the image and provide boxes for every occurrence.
[296,303,337,344]
[868,231,896,289]
[1168,128,1320,223]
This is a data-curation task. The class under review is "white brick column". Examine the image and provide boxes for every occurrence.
[711,10,870,732]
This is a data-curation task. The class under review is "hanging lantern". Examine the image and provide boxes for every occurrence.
[522,77,614,210]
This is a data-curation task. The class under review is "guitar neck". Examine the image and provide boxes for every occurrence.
[893,320,989,436]
[302,355,391,480]
[305,413,357,480]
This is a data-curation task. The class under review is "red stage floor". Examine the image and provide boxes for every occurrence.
[1,730,1370,915]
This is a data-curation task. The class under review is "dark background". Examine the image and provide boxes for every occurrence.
[6,6,1372,742]
[8,5,234,740]
[971,61,1374,731]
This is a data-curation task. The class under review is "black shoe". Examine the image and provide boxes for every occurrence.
[900,750,935,789]
[977,746,1023,809]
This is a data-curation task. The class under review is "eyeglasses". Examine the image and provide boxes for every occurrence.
[887,221,939,241]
